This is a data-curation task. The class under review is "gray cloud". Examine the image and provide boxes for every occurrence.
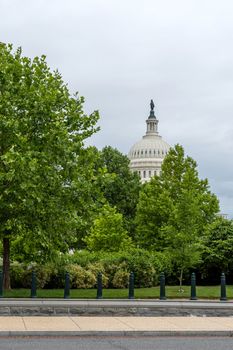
[1,0,233,216]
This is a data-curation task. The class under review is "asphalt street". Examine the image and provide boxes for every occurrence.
[0,336,232,350]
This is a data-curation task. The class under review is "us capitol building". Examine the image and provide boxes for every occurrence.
[128,100,170,183]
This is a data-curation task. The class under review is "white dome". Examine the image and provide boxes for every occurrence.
[128,101,170,183]
[128,135,170,160]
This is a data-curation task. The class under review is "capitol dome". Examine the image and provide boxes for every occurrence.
[128,100,170,183]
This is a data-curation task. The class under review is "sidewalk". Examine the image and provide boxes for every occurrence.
[1,316,233,336]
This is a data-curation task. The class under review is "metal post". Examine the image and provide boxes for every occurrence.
[64,272,70,299]
[190,272,197,300]
[0,271,3,298]
[96,272,103,299]
[31,271,37,298]
[160,272,166,300]
[220,273,227,301]
[128,272,134,299]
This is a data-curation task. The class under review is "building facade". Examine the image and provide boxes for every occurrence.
[128,100,170,183]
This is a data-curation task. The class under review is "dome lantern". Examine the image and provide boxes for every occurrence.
[146,99,159,136]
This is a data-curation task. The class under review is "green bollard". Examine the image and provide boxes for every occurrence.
[96,272,103,299]
[220,273,227,301]
[0,271,3,298]
[190,272,197,300]
[128,272,134,299]
[64,272,70,299]
[160,272,166,300]
[30,271,37,298]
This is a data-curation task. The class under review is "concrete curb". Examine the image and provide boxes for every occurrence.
[0,330,232,337]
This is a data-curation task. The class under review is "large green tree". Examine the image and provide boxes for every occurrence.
[97,146,141,236]
[135,144,219,287]
[0,44,99,288]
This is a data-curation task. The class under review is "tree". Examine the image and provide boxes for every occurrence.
[84,203,133,252]
[11,146,106,261]
[97,146,141,236]
[0,44,99,288]
[135,144,219,288]
[201,217,233,283]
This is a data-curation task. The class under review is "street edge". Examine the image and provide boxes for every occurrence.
[0,330,232,337]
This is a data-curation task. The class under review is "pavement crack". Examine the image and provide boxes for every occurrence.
[21,317,27,331]
[114,318,135,330]
[69,317,81,330]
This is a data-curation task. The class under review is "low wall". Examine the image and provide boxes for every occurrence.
[0,299,232,316]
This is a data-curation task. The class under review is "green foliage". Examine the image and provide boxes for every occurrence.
[66,248,170,287]
[97,146,141,235]
[10,262,25,288]
[202,218,233,279]
[127,249,157,287]
[84,204,133,252]
[7,249,171,289]
[135,144,219,285]
[10,262,53,288]
[86,262,109,287]
[112,269,129,288]
[0,43,100,286]
[68,265,96,289]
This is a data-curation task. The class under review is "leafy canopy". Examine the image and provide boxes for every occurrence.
[202,217,233,274]
[97,146,141,235]
[84,204,133,252]
[0,43,99,261]
[135,144,219,284]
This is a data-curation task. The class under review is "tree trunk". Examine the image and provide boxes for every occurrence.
[178,268,184,293]
[3,237,11,290]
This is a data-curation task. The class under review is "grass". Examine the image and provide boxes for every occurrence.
[2,285,232,299]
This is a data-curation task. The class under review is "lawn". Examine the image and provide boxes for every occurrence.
[2,285,231,299]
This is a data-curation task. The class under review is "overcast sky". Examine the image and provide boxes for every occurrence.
[1,0,233,216]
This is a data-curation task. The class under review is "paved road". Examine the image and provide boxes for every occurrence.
[0,336,232,350]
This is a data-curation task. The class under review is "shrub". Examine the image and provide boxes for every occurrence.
[43,263,66,289]
[9,248,172,289]
[87,262,109,288]
[127,250,157,287]
[112,269,129,288]
[68,264,96,288]
[10,262,25,288]
[22,265,53,289]
[10,263,53,289]
[67,250,98,267]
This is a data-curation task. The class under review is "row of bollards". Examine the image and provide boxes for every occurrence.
[159,272,228,301]
[30,271,229,300]
[0,270,229,300]
[0,271,135,299]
